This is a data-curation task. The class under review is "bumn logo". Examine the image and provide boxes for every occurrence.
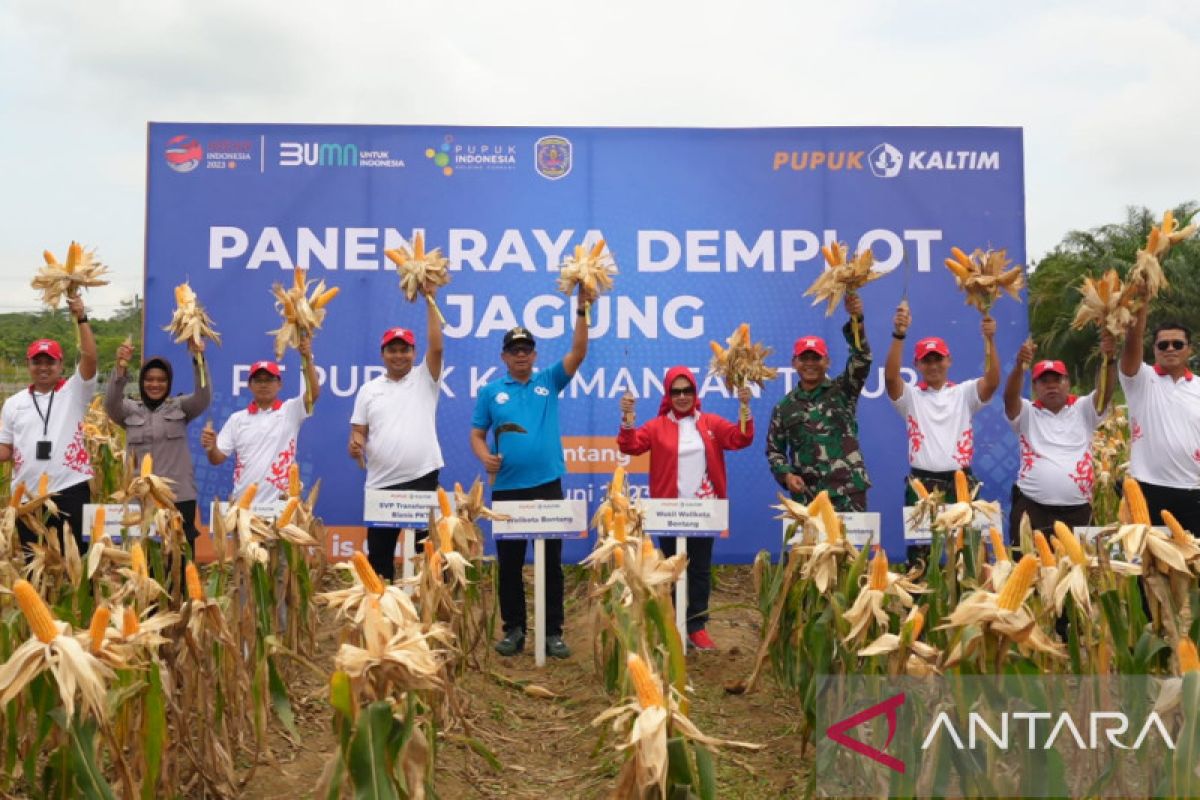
[279,142,359,167]
[825,692,906,773]
[869,143,903,178]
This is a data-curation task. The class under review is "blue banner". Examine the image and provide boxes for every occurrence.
[145,124,1026,562]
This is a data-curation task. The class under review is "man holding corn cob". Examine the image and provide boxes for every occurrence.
[1119,307,1200,534]
[471,284,595,659]
[0,295,97,551]
[349,295,444,582]
[1002,333,1116,535]
[766,293,871,511]
[201,338,319,501]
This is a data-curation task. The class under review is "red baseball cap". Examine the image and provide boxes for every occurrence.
[249,360,281,378]
[26,339,63,361]
[914,337,950,360]
[792,335,828,358]
[1032,360,1068,380]
[380,327,416,348]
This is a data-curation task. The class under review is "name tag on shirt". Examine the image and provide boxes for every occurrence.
[491,500,588,539]
[642,498,728,537]
[363,490,440,526]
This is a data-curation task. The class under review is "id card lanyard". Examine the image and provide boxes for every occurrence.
[29,388,55,438]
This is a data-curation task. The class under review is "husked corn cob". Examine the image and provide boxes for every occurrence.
[709,341,726,359]
[910,478,930,501]
[66,241,81,273]
[276,498,299,528]
[425,538,442,574]
[37,473,49,498]
[88,606,111,653]
[641,537,655,560]
[140,453,153,478]
[997,555,1037,611]
[1161,510,1193,545]
[612,547,625,568]
[288,463,301,498]
[186,563,205,601]
[92,506,105,538]
[237,484,258,510]
[1178,637,1200,674]
[9,482,26,508]
[868,547,889,591]
[908,608,925,640]
[351,551,384,594]
[1033,531,1056,567]
[953,470,970,503]
[613,511,627,543]
[437,486,453,518]
[1123,477,1151,525]
[14,580,58,644]
[610,466,625,499]
[1054,521,1088,566]
[131,542,148,578]
[438,518,453,552]
[311,287,340,309]
[989,527,1009,562]
[626,654,664,709]
[122,607,139,637]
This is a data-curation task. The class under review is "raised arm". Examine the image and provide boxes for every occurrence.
[562,285,596,377]
[884,302,910,401]
[1121,301,1147,378]
[104,341,133,425]
[1003,338,1035,420]
[977,316,1001,402]
[298,337,321,405]
[68,296,97,381]
[1096,329,1118,413]
[425,284,445,382]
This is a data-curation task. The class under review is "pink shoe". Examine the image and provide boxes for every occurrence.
[688,629,717,651]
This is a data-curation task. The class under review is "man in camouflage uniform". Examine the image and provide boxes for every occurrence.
[766,294,870,511]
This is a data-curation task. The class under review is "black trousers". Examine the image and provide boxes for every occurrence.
[1136,480,1200,535]
[494,479,564,637]
[1008,485,1092,543]
[658,535,714,634]
[904,467,976,566]
[366,469,440,582]
[175,499,200,555]
[18,479,91,554]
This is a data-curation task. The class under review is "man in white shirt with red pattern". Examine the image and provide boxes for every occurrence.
[885,302,1000,559]
[349,297,444,582]
[1119,304,1200,534]
[0,296,96,552]
[201,338,319,502]
[1003,334,1116,535]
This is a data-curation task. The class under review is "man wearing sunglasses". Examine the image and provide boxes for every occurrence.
[1119,302,1200,534]
[471,285,595,660]
[766,294,871,512]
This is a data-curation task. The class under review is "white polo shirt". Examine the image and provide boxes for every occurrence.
[1010,393,1104,505]
[216,394,309,500]
[350,361,444,488]
[0,373,96,493]
[1122,363,1200,488]
[890,379,984,472]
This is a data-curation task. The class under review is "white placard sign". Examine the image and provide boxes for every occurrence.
[491,500,588,540]
[363,490,439,526]
[642,498,728,537]
[780,512,880,548]
[208,497,287,529]
[902,505,1002,543]
[81,503,137,542]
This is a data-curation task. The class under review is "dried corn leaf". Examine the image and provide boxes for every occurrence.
[384,232,451,301]
[164,282,222,348]
[943,246,1025,314]
[32,242,110,307]
[804,243,885,316]
[556,240,617,298]
[1071,269,1135,339]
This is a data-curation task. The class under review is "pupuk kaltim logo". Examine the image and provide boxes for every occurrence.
[825,692,906,773]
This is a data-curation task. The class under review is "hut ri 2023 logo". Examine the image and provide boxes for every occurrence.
[535,135,571,180]
[164,135,203,173]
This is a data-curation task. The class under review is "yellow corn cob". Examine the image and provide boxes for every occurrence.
[910,478,930,501]
[185,563,205,601]
[351,551,384,594]
[612,547,625,568]
[807,491,842,544]
[425,538,441,574]
[294,267,306,291]
[613,511,627,543]
[602,506,613,533]
[953,470,970,503]
[66,241,81,273]
[573,244,584,261]
[122,607,139,637]
[288,463,301,498]
[88,606,111,653]
[1161,510,1192,546]
[737,323,750,345]
[908,608,925,641]
[140,453,153,478]
[1123,478,1150,525]
[131,542,148,578]
[14,580,58,644]
[626,653,664,709]
[641,537,655,560]
[92,506,106,538]
[1051,537,1066,560]
[237,484,258,510]
[1178,636,1200,674]
[37,473,49,498]
[437,486,453,518]
[276,498,300,528]
[944,258,971,282]
[868,548,889,591]
[9,482,26,508]
[280,292,297,322]
[1054,521,1087,566]
[610,466,625,500]
[438,518,453,552]
[950,246,972,267]
[312,287,340,309]
[988,527,1009,563]
[589,239,606,258]
[1033,531,1056,567]
[997,555,1037,611]
[709,341,725,359]
[174,284,188,305]
[414,232,425,259]
[43,250,57,265]
[820,245,838,266]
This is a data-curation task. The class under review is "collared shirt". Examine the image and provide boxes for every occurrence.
[216,392,309,500]
[472,361,570,491]
[766,321,871,511]
[1122,362,1200,488]
[670,413,711,498]
[890,378,984,471]
[0,372,96,493]
[350,361,444,488]
[1010,392,1104,505]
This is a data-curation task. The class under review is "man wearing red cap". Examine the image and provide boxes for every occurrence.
[885,304,1000,533]
[0,296,97,551]
[1002,335,1116,535]
[201,338,319,501]
[1119,304,1200,534]
[766,294,871,511]
[348,299,444,582]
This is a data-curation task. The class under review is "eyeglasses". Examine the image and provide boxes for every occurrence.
[1156,340,1188,351]
[669,387,696,397]
[505,346,534,356]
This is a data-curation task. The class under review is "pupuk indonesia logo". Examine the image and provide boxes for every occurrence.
[535,135,572,180]
[426,135,454,176]
[165,135,203,173]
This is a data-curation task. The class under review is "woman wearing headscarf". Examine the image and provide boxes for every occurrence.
[105,340,210,551]
[617,366,754,650]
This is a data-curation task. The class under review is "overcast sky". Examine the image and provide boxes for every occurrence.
[1,0,1196,317]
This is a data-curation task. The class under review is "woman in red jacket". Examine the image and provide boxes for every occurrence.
[617,365,754,650]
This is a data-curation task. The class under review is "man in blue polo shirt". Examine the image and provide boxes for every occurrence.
[471,287,593,659]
